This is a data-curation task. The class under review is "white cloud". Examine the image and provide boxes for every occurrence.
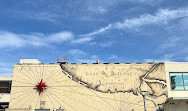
[114,8,188,30]
[47,31,74,43]
[144,54,174,62]
[71,37,93,44]
[89,42,97,46]
[68,49,87,56]
[88,6,107,14]
[81,8,188,37]
[99,42,113,47]
[81,24,112,37]
[72,24,112,44]
[0,31,74,48]
[130,0,163,4]
[7,10,61,23]
[157,36,182,52]
[26,12,60,23]
[0,31,26,48]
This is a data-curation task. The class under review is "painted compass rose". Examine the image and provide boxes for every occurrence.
[36,79,47,94]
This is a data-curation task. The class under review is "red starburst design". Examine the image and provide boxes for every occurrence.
[36,80,47,94]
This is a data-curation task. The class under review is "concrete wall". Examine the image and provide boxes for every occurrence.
[165,62,188,99]
[0,94,10,102]
[20,59,41,64]
[0,77,12,103]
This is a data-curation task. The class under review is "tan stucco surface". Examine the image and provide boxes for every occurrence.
[7,63,168,111]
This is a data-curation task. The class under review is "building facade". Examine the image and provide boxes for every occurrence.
[5,59,188,111]
[0,77,12,111]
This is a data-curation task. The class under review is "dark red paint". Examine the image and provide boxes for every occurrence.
[36,80,47,94]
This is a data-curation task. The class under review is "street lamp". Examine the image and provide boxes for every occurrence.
[141,90,147,111]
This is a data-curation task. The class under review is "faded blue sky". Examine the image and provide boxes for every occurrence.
[0,0,188,76]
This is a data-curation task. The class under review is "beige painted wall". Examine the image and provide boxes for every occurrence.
[7,63,168,111]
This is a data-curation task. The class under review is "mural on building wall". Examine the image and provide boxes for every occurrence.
[8,63,168,111]
[61,63,168,110]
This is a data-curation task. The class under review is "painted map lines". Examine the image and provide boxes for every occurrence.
[47,90,65,109]
[46,89,77,111]
[88,88,118,111]
[49,88,102,111]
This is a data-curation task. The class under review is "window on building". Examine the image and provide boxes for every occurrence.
[170,73,188,90]
[0,81,11,93]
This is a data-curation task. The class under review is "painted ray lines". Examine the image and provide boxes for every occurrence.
[49,88,101,111]
[19,65,37,82]
[39,65,42,82]
[46,70,70,85]
[48,87,156,108]
[44,65,58,82]
[44,65,57,81]
[42,92,50,109]
[122,95,139,111]
[43,65,48,82]
[21,65,38,82]
[9,89,35,108]
[34,65,40,82]
[45,68,62,84]
[49,87,114,110]
[113,93,119,110]
[47,78,70,86]
[45,90,56,108]
[119,92,132,110]
[19,90,38,108]
[42,64,44,80]
[48,87,147,107]
[10,87,33,95]
[48,85,83,87]
[119,92,121,110]
[44,65,60,84]
[88,88,118,111]
[119,92,123,110]
[26,91,38,109]
[35,94,40,109]
[11,89,34,100]
[47,90,65,109]
[25,64,39,83]
[14,67,36,82]
[13,74,36,85]
[47,90,77,111]
[122,97,138,111]
[120,92,126,110]
[12,80,36,86]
